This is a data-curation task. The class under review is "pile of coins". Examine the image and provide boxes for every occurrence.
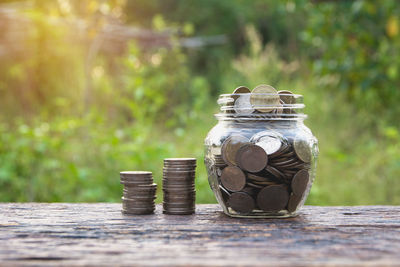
[215,131,311,214]
[163,158,197,215]
[209,85,313,215]
[222,84,297,116]
[120,171,157,215]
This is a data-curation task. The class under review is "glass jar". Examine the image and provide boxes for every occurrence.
[204,90,318,218]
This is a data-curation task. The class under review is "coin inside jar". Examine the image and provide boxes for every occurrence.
[287,193,303,213]
[228,192,255,214]
[220,166,246,192]
[291,169,310,196]
[251,132,283,156]
[221,135,250,166]
[293,137,312,163]
[235,144,268,173]
[256,185,289,212]
[247,173,270,182]
[265,165,285,180]
[250,84,280,113]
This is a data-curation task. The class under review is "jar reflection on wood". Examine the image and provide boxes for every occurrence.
[204,85,318,218]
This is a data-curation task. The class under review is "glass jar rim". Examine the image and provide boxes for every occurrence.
[216,93,306,121]
[218,92,303,98]
[214,114,307,121]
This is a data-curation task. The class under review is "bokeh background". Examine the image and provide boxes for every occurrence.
[0,0,399,204]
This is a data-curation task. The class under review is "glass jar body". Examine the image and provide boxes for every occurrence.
[204,119,318,218]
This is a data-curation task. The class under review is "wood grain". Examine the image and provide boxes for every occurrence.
[1,203,400,266]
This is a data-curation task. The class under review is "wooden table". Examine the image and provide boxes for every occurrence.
[1,204,400,266]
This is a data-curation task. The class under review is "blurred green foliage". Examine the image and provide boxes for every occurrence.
[301,0,400,121]
[0,0,399,204]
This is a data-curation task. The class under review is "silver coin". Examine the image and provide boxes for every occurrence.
[255,136,281,155]
[234,94,254,115]
[250,131,283,155]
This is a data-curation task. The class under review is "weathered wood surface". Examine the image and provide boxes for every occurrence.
[1,204,400,266]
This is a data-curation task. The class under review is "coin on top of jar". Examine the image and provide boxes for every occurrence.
[233,93,254,115]
[278,90,296,104]
[250,84,280,113]
[232,86,251,100]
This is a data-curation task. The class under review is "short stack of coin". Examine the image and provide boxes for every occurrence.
[163,158,196,215]
[120,171,157,215]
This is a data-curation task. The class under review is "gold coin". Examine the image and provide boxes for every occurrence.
[250,84,280,113]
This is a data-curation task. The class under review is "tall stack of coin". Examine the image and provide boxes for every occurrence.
[163,158,196,215]
[120,171,157,215]
[209,84,312,215]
